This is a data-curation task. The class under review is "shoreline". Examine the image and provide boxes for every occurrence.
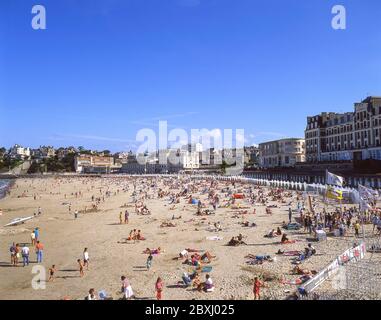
[0,179,14,200]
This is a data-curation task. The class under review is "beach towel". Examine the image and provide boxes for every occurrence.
[281,278,303,285]
[201,266,213,273]
[206,236,223,241]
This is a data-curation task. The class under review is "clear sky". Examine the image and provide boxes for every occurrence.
[1,0,380,152]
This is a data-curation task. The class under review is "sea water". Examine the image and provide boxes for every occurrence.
[0,179,10,199]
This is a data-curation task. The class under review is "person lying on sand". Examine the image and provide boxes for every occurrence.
[242,221,257,227]
[264,229,277,238]
[143,247,162,255]
[292,265,317,276]
[246,255,274,265]
[160,221,176,228]
[201,251,216,263]
[183,251,215,265]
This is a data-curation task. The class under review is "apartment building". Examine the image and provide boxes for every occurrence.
[305,96,381,162]
[259,138,305,168]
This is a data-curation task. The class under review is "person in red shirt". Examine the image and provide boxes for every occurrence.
[155,277,164,300]
[253,277,264,300]
[35,241,44,263]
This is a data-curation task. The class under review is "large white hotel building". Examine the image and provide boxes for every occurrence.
[305,96,381,163]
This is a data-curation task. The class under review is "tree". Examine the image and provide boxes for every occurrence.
[0,147,6,156]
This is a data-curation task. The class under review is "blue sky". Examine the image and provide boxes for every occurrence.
[1,0,380,152]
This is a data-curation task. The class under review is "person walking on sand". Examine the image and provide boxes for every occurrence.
[253,277,264,300]
[119,211,123,224]
[35,241,44,263]
[31,230,36,246]
[83,248,90,270]
[34,227,40,242]
[21,244,30,267]
[14,243,20,266]
[155,277,164,300]
[124,210,129,224]
[288,207,292,224]
[10,242,16,266]
[146,253,153,270]
[121,276,134,299]
[78,259,84,277]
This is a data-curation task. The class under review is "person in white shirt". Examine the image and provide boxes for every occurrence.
[31,231,36,246]
[204,274,214,291]
[83,248,90,270]
[21,245,30,267]
[87,288,97,300]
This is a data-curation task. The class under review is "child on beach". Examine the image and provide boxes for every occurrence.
[31,231,36,246]
[48,265,56,282]
[121,276,134,299]
[146,253,153,270]
[253,277,264,300]
[10,243,16,266]
[124,210,129,224]
[155,277,164,300]
[83,248,90,270]
[78,259,84,277]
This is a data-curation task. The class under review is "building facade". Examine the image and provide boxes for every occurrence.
[259,138,305,168]
[9,144,31,160]
[75,155,116,173]
[305,96,381,162]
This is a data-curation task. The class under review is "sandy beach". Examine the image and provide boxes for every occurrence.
[0,176,378,300]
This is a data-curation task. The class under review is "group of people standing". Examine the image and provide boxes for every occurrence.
[9,226,44,267]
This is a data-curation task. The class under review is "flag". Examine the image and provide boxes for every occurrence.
[326,186,343,201]
[359,198,372,212]
[358,184,378,211]
[326,170,344,187]
[358,184,378,202]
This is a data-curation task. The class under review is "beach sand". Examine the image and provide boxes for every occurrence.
[0,176,375,300]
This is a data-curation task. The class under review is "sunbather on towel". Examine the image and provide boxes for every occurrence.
[281,234,296,244]
[292,266,317,276]
[265,229,276,238]
[276,250,301,256]
[143,247,162,255]
[136,230,146,240]
[201,251,216,263]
